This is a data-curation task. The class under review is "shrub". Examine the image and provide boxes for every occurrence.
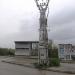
[34,63,48,69]
[0,48,9,55]
[49,58,60,67]
[48,42,59,58]
[0,48,15,56]
[51,48,59,58]
[9,49,15,56]
[48,43,60,67]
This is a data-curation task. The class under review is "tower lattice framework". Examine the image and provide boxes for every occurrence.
[35,0,50,64]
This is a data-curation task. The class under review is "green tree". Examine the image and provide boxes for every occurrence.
[48,42,52,58]
[48,41,60,67]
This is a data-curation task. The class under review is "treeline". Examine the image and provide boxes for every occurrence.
[0,48,15,56]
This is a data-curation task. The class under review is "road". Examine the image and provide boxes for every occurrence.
[0,57,74,75]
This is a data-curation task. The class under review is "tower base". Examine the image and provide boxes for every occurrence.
[38,46,49,65]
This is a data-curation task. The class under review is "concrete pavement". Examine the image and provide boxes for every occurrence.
[2,56,75,74]
[0,56,74,75]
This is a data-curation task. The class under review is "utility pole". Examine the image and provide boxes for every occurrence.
[35,0,50,65]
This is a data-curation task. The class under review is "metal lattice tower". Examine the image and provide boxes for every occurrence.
[35,0,50,65]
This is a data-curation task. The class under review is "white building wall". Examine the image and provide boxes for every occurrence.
[15,43,31,56]
[58,44,75,60]
[58,44,65,60]
[15,49,30,55]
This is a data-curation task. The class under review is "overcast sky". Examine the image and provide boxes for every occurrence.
[0,0,75,48]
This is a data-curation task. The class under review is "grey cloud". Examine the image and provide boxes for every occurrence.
[0,0,75,48]
[49,7,75,26]
[49,21,75,40]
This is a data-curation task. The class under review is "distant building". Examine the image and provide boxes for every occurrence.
[15,41,39,56]
[58,44,75,60]
[15,40,52,56]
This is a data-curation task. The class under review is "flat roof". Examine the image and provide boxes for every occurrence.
[15,41,39,43]
[59,44,72,45]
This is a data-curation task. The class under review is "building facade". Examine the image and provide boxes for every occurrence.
[58,44,75,60]
[15,40,52,56]
[15,41,39,56]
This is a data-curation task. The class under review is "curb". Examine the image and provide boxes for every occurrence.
[2,60,35,68]
[46,68,75,74]
[2,60,75,74]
